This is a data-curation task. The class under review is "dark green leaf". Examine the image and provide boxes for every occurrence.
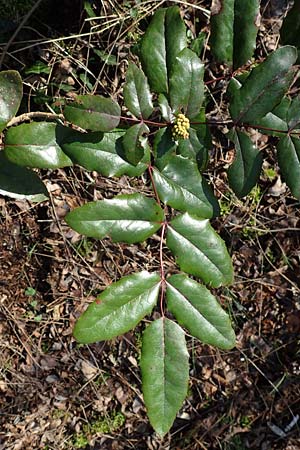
[0,70,22,132]
[233,0,260,69]
[140,6,186,93]
[280,2,300,59]
[158,93,173,122]
[169,48,204,118]
[167,212,233,287]
[0,152,48,201]
[153,127,177,169]
[167,274,236,349]
[177,127,209,170]
[122,122,149,166]
[4,122,73,169]
[65,193,164,243]
[251,112,288,137]
[210,0,234,64]
[140,317,189,436]
[64,95,120,132]
[228,129,263,197]
[62,130,149,177]
[123,63,153,119]
[152,155,219,218]
[277,135,300,199]
[74,271,161,344]
[229,46,297,123]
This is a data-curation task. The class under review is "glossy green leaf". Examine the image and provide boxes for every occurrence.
[140,6,186,93]
[123,63,153,119]
[122,122,149,166]
[252,112,288,137]
[62,130,148,177]
[280,2,300,60]
[158,93,173,122]
[0,152,48,201]
[169,48,204,118]
[64,95,120,132]
[74,271,161,344]
[177,127,209,170]
[233,0,260,69]
[65,193,164,243]
[229,46,297,123]
[140,317,189,436]
[153,126,177,169]
[277,135,300,199]
[210,0,234,64]
[0,70,22,132]
[167,212,233,287]
[4,122,73,168]
[167,274,236,349]
[228,129,263,198]
[152,155,219,218]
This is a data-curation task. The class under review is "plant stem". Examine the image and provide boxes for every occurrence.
[159,222,167,317]
[7,112,64,127]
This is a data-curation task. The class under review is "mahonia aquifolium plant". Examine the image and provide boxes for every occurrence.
[1,1,300,436]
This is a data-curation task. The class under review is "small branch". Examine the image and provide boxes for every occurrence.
[7,112,64,127]
[120,115,169,128]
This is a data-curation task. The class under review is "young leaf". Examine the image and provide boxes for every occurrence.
[229,46,297,124]
[277,135,300,199]
[0,70,22,132]
[210,0,234,64]
[167,274,236,350]
[152,155,219,218]
[64,94,121,132]
[65,193,164,243]
[123,63,153,119]
[227,129,263,198]
[233,0,260,69]
[4,122,73,168]
[167,212,233,287]
[122,122,149,166]
[62,130,149,177]
[169,48,204,118]
[74,271,161,344]
[140,6,186,94]
[0,152,48,201]
[140,317,189,437]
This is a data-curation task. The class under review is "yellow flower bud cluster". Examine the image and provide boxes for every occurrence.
[172,113,190,140]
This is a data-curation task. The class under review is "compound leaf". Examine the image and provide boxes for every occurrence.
[152,155,219,218]
[229,46,297,123]
[167,274,236,350]
[140,317,189,437]
[123,63,153,119]
[62,130,149,177]
[74,271,161,344]
[122,122,149,166]
[277,135,300,199]
[169,48,204,118]
[167,212,233,287]
[64,95,120,132]
[0,152,48,201]
[4,122,73,168]
[0,70,22,132]
[228,129,263,197]
[65,193,164,243]
[140,6,186,94]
